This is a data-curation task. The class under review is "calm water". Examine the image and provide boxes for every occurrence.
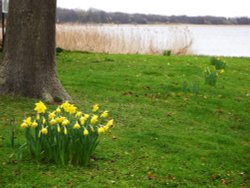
[188,25,250,57]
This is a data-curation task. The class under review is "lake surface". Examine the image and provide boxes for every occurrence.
[57,24,250,57]
[188,25,250,57]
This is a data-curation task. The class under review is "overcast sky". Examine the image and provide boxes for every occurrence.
[57,0,250,17]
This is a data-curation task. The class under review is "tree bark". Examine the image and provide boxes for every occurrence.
[0,0,71,102]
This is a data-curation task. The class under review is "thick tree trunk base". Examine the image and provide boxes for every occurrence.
[0,65,72,103]
[0,59,72,103]
[40,78,72,103]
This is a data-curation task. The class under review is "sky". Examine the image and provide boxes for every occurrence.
[57,0,250,17]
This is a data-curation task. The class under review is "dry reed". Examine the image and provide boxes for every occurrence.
[57,24,193,55]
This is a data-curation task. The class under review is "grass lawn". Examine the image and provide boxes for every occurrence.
[0,51,249,187]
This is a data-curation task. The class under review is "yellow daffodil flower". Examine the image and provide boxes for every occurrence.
[73,122,81,129]
[34,101,47,114]
[61,101,77,114]
[20,122,28,129]
[103,125,109,132]
[24,117,32,126]
[61,101,70,110]
[75,111,82,117]
[49,112,56,119]
[41,127,48,135]
[62,119,70,126]
[92,104,99,112]
[90,115,98,125]
[98,127,105,135]
[106,119,114,127]
[79,117,85,125]
[83,114,90,120]
[50,119,57,125]
[83,129,89,136]
[67,105,77,114]
[31,121,38,128]
[56,116,65,123]
[101,111,109,118]
[56,107,61,113]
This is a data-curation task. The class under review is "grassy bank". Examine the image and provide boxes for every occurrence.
[0,51,249,187]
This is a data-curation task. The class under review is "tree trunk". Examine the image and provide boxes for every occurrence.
[0,0,71,102]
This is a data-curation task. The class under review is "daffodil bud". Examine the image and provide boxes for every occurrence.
[42,118,46,124]
[64,127,68,135]
[73,122,81,129]
[83,129,89,136]
[57,125,61,133]
[41,127,48,135]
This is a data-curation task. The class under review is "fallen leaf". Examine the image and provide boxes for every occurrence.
[211,175,218,181]
[122,91,134,96]
[166,112,173,117]
[221,179,226,185]
[147,171,156,180]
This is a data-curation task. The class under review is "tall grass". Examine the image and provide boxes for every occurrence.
[56,24,193,55]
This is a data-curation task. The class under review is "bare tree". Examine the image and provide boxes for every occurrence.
[0,0,71,102]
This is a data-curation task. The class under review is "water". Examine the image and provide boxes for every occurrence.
[188,25,250,57]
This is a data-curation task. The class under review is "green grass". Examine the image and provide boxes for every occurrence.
[0,51,249,187]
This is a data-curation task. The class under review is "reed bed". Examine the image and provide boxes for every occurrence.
[56,24,193,55]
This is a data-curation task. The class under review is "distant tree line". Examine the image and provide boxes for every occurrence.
[0,3,249,25]
[56,8,250,25]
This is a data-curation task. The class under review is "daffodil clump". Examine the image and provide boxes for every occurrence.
[204,57,226,86]
[20,101,114,166]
